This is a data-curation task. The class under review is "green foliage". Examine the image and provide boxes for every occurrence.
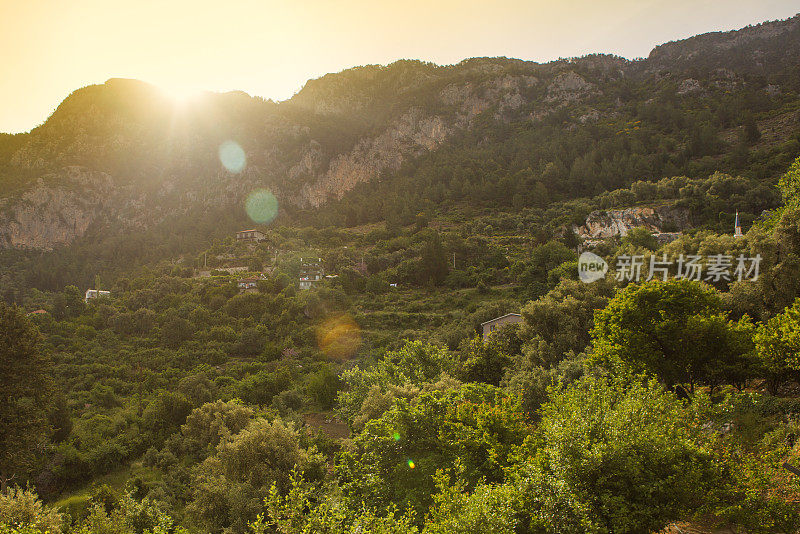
[0,487,63,534]
[420,232,449,286]
[186,418,326,533]
[456,332,516,386]
[423,471,518,534]
[250,470,418,534]
[233,327,266,357]
[159,316,192,348]
[0,525,49,534]
[337,383,530,520]
[521,376,716,534]
[518,242,575,296]
[754,297,800,392]
[71,493,188,534]
[337,340,454,427]
[590,279,756,390]
[52,286,85,321]
[700,391,800,533]
[778,155,800,208]
[621,227,658,251]
[742,114,761,145]
[238,367,294,406]
[177,400,254,459]
[516,279,614,369]
[141,391,193,445]
[304,366,342,410]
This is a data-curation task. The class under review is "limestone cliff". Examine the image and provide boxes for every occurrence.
[574,206,691,240]
[0,167,112,249]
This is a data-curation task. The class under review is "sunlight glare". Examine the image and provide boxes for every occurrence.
[160,83,203,105]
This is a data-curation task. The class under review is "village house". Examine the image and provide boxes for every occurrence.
[237,276,263,291]
[84,289,111,303]
[481,313,522,340]
[236,229,266,242]
[299,258,323,290]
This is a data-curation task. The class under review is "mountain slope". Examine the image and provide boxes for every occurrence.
[0,14,799,252]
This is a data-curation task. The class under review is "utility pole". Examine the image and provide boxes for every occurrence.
[453,252,456,269]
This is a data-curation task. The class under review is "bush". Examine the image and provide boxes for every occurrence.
[337,383,530,518]
[142,391,193,444]
[305,366,342,410]
[522,376,716,533]
[0,487,63,534]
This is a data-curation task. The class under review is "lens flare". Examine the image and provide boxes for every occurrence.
[316,314,361,360]
[245,189,278,224]
[393,432,401,441]
[219,140,246,173]
[407,460,415,469]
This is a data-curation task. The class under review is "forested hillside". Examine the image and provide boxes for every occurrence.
[2,13,800,534]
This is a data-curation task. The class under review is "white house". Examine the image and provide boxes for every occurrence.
[85,289,110,303]
[237,276,262,290]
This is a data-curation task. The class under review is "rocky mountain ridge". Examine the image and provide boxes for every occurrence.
[0,13,798,250]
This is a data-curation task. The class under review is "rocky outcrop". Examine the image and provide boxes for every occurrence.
[546,71,595,102]
[677,78,702,95]
[574,206,691,240]
[0,167,112,249]
[299,108,451,206]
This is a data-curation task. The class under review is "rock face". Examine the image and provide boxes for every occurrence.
[300,109,451,206]
[0,167,112,250]
[546,71,595,102]
[677,78,702,95]
[574,206,691,240]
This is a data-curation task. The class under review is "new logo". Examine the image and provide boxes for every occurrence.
[578,252,608,283]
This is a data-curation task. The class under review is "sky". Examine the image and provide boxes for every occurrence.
[0,0,798,133]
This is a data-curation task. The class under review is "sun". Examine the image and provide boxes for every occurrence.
[159,83,203,105]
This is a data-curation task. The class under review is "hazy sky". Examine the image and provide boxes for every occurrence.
[1,0,798,133]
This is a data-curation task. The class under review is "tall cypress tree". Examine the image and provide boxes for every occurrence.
[421,231,449,286]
